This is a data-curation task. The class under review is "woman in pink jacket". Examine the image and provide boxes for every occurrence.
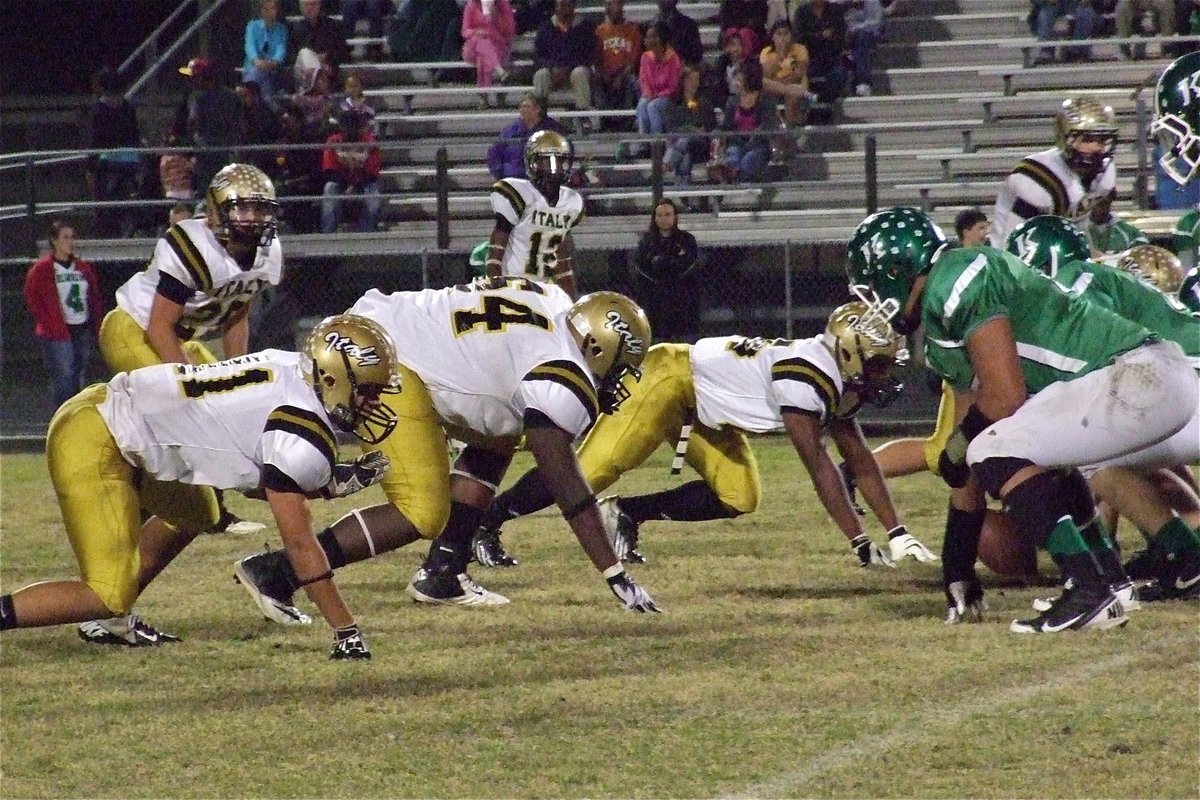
[23,220,105,407]
[462,0,516,91]
[636,21,682,137]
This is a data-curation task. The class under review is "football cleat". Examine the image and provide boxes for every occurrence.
[837,461,866,517]
[405,569,510,606]
[1036,580,1141,613]
[943,579,986,624]
[471,526,518,568]
[1122,548,1158,581]
[1150,548,1200,601]
[597,496,645,564]
[234,553,313,625]
[1010,583,1127,633]
[217,511,267,536]
[77,615,181,647]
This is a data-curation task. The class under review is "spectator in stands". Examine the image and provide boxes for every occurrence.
[843,0,883,96]
[664,66,718,194]
[708,27,750,111]
[954,207,990,247]
[270,100,324,233]
[238,80,284,173]
[343,0,393,60]
[24,220,104,408]
[244,0,289,104]
[337,72,377,134]
[321,109,383,233]
[1083,191,1149,254]
[86,66,145,239]
[759,20,809,126]
[487,93,569,179]
[593,0,642,129]
[532,0,597,124]
[180,57,242,196]
[794,0,848,112]
[652,0,704,67]
[159,126,197,201]
[718,0,769,53]
[713,60,774,183]
[289,0,350,82]
[632,198,704,342]
[390,0,464,64]
[168,202,193,228]
[1029,0,1100,64]
[636,22,682,140]
[515,0,555,34]
[292,64,338,141]
[1114,0,1176,59]
[461,0,516,92]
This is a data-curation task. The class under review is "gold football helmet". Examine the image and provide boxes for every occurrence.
[1115,244,1186,294]
[565,291,651,413]
[1055,96,1118,173]
[524,130,573,191]
[302,314,402,444]
[206,163,280,249]
[824,289,908,407]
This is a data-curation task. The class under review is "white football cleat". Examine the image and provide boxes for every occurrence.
[406,569,510,607]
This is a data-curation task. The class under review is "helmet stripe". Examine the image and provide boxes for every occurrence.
[166,225,213,294]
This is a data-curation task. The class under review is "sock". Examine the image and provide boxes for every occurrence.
[317,529,348,570]
[620,481,736,525]
[1152,516,1200,557]
[1079,516,1127,584]
[0,594,16,630]
[1055,469,1097,527]
[1044,516,1105,589]
[942,504,985,585]
[484,469,554,530]
[423,501,485,575]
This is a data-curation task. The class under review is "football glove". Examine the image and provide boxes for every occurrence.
[329,624,371,660]
[606,570,661,613]
[887,526,939,563]
[850,534,895,568]
[324,451,390,499]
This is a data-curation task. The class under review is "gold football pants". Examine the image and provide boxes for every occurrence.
[99,308,217,374]
[923,382,957,474]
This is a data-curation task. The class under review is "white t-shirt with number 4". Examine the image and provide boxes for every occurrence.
[54,260,90,326]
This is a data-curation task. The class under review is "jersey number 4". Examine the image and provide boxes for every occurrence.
[453,296,551,335]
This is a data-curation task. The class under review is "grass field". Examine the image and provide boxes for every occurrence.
[1,438,1197,799]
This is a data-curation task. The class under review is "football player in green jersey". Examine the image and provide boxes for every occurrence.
[1151,52,1200,303]
[848,206,1198,633]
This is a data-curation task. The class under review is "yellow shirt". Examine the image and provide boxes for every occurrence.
[760,42,809,85]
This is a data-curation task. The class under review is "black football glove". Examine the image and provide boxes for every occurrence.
[330,624,371,660]
[324,451,390,499]
[606,570,661,613]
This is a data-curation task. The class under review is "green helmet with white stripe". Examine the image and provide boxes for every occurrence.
[1004,215,1091,278]
[846,207,949,326]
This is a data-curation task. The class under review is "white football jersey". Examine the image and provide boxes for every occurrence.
[990,146,1117,246]
[97,350,339,493]
[490,178,584,280]
[690,335,846,432]
[348,277,595,439]
[114,218,283,339]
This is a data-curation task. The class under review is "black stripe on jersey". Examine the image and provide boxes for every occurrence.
[1013,159,1068,216]
[525,360,599,426]
[1012,196,1044,221]
[492,180,526,219]
[771,358,840,413]
[261,463,305,494]
[264,406,337,472]
[166,225,214,294]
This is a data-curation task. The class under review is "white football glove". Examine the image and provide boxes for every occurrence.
[887,526,940,563]
[606,570,661,613]
[850,534,895,568]
[324,451,390,499]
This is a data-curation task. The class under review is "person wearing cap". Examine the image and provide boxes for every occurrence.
[180,57,241,192]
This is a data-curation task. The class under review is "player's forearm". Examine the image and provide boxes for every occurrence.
[146,324,189,365]
[223,315,250,359]
[811,458,866,541]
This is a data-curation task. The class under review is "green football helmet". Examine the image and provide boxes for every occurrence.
[846,207,948,326]
[1005,215,1091,277]
[1149,52,1200,187]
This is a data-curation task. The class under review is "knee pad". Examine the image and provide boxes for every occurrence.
[973,456,1035,502]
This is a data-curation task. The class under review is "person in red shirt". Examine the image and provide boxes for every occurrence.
[593,0,642,125]
[23,220,104,407]
[320,110,383,233]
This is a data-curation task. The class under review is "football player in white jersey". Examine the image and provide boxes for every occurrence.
[0,316,402,660]
[989,96,1118,247]
[473,296,938,571]
[486,130,585,299]
[233,281,661,617]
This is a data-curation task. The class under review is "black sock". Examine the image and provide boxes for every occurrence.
[942,503,985,585]
[621,480,736,525]
[0,594,16,630]
[484,469,554,529]
[1079,518,1128,585]
[424,501,485,575]
[317,528,348,570]
[1056,469,1098,527]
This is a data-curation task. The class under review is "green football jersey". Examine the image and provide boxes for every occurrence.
[1053,259,1200,368]
[920,246,1153,393]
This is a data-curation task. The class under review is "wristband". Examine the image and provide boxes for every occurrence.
[602,563,625,579]
[485,258,502,270]
[561,494,597,521]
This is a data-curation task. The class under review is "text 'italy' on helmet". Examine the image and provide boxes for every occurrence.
[845,206,948,329]
[524,130,573,190]
[206,163,280,249]
[302,314,402,445]
[1055,96,1118,174]
[1149,51,1200,187]
[565,291,651,414]
[824,288,909,407]
[1116,244,1186,294]
[1005,215,1091,278]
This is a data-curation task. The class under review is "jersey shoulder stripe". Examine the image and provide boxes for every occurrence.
[525,360,599,424]
[166,224,214,294]
[1013,158,1068,216]
[771,357,840,410]
[264,405,337,469]
[492,180,527,219]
